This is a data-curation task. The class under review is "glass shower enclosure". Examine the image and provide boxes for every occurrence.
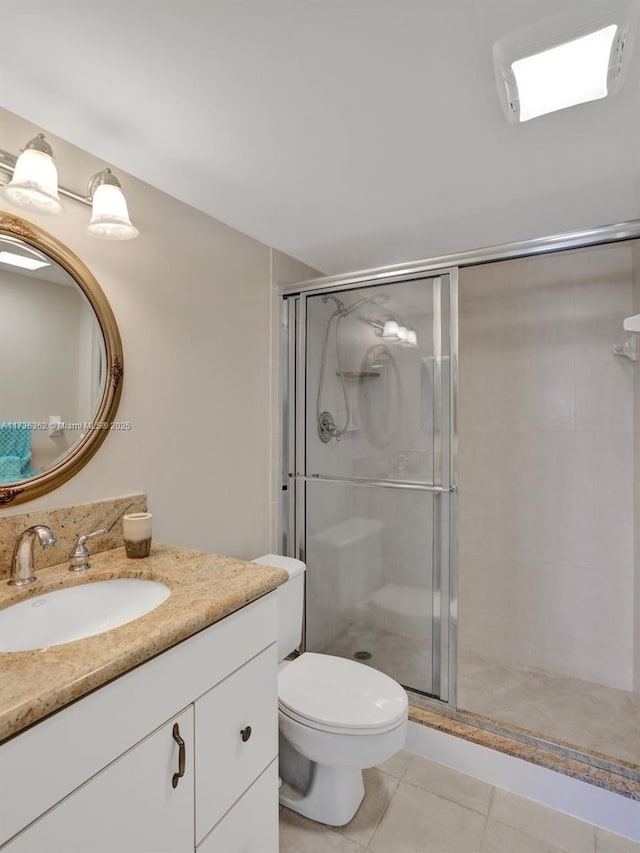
[283,270,457,701]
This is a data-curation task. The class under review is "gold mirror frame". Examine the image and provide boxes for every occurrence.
[0,212,124,507]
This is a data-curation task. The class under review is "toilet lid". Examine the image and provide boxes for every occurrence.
[278,653,408,732]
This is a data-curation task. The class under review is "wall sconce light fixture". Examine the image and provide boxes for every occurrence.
[368,317,418,347]
[0,133,139,240]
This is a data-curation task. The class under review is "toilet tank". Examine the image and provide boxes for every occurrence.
[251,554,306,661]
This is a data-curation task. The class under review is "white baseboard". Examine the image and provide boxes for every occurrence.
[406,721,640,841]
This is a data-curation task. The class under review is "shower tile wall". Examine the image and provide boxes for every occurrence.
[458,244,636,693]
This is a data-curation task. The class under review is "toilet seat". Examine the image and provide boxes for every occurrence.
[278,652,408,735]
[278,702,406,735]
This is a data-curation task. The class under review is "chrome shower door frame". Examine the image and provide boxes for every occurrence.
[282,269,459,707]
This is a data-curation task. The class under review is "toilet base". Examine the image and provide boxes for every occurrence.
[280,763,365,826]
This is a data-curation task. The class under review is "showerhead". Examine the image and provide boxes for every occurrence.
[322,294,346,313]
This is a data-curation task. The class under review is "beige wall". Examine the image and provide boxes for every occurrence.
[458,244,636,691]
[0,107,313,561]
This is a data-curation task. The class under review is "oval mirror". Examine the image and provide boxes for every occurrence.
[0,212,124,507]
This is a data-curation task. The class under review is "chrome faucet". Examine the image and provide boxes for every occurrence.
[8,525,56,587]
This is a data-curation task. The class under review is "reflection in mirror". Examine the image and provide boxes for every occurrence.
[0,234,105,483]
[0,212,123,506]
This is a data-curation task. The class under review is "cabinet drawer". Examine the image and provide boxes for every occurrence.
[197,760,278,853]
[195,643,278,843]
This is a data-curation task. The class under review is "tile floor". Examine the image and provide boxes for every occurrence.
[279,751,640,853]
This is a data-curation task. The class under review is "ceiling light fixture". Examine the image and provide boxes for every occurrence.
[513,26,617,121]
[493,1,638,122]
[0,134,139,240]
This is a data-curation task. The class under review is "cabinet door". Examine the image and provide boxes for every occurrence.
[195,644,278,843]
[197,760,278,853]
[5,707,194,853]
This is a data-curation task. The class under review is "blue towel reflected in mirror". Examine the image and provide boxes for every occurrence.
[0,423,41,483]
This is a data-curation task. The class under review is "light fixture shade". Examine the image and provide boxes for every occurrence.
[86,183,139,240]
[0,148,64,215]
[406,330,417,346]
[382,320,400,339]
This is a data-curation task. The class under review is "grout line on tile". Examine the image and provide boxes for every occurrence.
[486,784,496,815]
[333,827,366,851]
[477,813,490,852]
[367,771,398,841]
[398,753,412,782]
[375,765,399,781]
[400,776,495,821]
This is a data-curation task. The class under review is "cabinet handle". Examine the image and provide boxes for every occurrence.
[240,725,252,742]
[172,723,186,788]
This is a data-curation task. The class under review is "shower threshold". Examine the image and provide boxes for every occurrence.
[407,699,640,801]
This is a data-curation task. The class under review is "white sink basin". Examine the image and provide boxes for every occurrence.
[0,579,171,652]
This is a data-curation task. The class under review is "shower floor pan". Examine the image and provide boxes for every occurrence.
[366,583,433,641]
[315,583,435,693]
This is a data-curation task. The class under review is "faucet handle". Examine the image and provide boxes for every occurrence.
[69,528,107,572]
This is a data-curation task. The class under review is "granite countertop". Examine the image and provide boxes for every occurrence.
[0,544,288,742]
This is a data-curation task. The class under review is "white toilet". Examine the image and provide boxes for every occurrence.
[252,554,408,827]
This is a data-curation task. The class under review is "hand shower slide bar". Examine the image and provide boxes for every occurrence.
[289,473,456,493]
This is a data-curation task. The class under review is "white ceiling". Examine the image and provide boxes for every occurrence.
[1,0,639,275]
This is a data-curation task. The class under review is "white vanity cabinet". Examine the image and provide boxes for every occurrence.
[4,707,195,853]
[0,593,279,852]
